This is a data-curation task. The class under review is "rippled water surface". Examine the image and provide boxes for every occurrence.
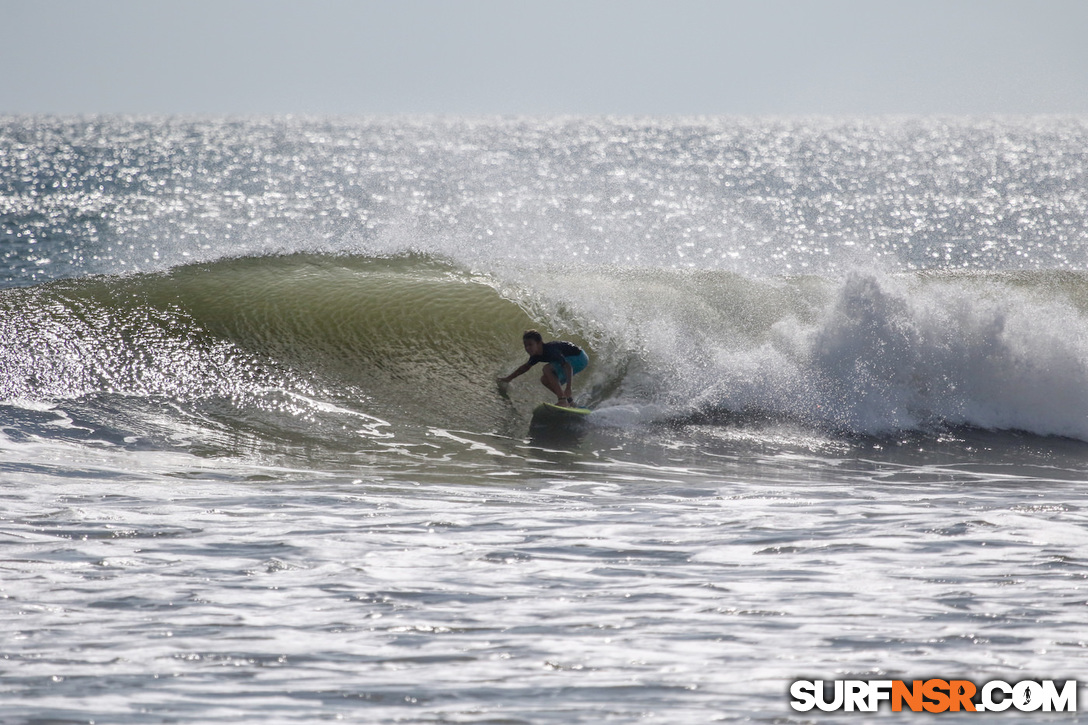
[5,428,1088,723]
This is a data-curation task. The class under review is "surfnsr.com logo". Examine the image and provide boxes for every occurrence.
[790,679,1078,713]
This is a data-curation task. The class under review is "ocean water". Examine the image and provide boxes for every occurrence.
[3,115,1088,723]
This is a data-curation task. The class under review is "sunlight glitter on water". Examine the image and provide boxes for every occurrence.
[3,430,1088,722]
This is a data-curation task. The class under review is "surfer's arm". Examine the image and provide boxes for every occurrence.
[499,361,533,383]
[561,360,574,399]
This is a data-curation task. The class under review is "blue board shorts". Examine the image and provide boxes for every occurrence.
[550,350,589,385]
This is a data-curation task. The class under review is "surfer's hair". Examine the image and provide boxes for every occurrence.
[522,329,543,344]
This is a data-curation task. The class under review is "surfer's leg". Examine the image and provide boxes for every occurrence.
[540,365,570,405]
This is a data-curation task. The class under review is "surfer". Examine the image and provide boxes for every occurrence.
[498,330,588,407]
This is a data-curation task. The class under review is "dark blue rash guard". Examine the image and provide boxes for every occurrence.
[527,341,584,367]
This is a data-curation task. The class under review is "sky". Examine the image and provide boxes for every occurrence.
[3,0,1087,116]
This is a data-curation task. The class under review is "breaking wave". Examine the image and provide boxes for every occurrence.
[4,252,1088,449]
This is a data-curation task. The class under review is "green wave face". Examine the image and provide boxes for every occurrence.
[156,253,544,424]
[0,254,580,448]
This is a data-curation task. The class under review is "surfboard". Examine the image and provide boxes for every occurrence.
[530,402,592,429]
[534,402,592,417]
